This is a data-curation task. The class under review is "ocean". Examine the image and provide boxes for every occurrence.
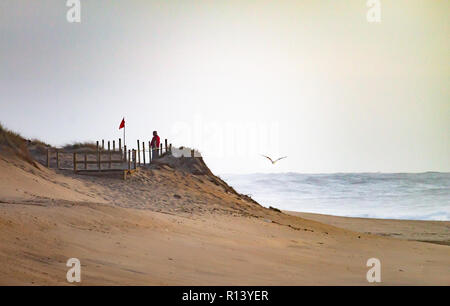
[221,172,450,221]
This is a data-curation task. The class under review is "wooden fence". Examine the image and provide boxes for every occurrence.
[44,137,194,179]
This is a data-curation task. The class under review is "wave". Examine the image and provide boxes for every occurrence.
[221,172,450,221]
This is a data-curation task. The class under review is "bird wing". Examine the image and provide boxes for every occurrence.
[261,155,274,163]
[273,156,287,163]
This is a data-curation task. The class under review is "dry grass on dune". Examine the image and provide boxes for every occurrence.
[0,122,25,147]
[0,122,37,167]
[0,123,96,153]
[63,142,98,151]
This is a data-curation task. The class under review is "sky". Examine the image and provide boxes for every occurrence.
[0,0,448,174]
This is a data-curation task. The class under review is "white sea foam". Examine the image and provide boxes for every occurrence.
[221,172,450,221]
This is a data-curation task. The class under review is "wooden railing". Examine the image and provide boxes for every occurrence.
[44,136,196,178]
[45,137,176,169]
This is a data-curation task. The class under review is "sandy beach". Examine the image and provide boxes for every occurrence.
[0,145,449,286]
[285,211,450,246]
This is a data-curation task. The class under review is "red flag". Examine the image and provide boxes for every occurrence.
[119,118,125,129]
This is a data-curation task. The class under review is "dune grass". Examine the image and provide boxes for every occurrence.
[0,122,38,167]
[0,122,26,147]
[29,138,50,148]
[63,142,98,150]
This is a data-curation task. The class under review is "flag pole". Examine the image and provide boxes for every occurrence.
[123,117,126,150]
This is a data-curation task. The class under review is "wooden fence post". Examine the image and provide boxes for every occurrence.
[84,153,87,170]
[124,145,127,161]
[96,141,99,151]
[56,150,59,169]
[73,152,77,173]
[98,148,101,170]
[46,148,50,168]
[165,139,168,153]
[149,141,152,163]
[102,139,104,150]
[113,140,115,151]
[191,149,195,158]
[142,142,146,165]
[137,140,141,166]
[108,141,112,168]
[169,143,172,153]
[119,138,122,153]
[160,143,163,155]
[133,150,137,169]
[128,150,131,170]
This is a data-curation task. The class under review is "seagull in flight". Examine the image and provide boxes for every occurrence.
[261,155,287,165]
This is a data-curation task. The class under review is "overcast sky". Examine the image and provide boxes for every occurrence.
[1,0,448,174]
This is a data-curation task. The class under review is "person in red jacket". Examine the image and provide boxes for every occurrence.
[150,131,161,159]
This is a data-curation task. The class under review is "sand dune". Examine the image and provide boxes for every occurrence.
[0,148,449,285]
[0,153,108,203]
